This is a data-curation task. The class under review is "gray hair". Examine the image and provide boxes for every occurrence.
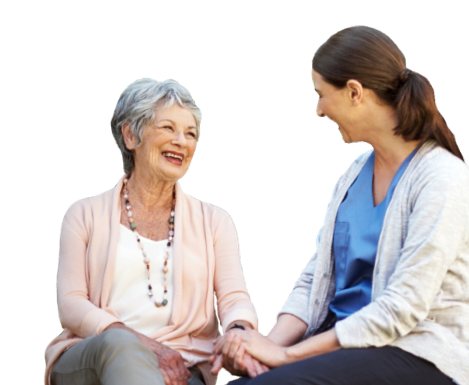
[111,78,202,174]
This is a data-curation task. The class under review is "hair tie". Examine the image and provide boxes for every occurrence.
[398,68,412,85]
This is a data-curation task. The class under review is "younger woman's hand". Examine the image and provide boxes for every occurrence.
[214,329,287,368]
[210,350,270,378]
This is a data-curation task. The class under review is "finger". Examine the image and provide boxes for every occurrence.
[159,367,171,385]
[221,333,236,357]
[233,345,246,370]
[245,358,257,379]
[253,359,269,376]
[165,367,180,385]
[210,355,223,375]
[213,335,227,354]
[240,353,256,378]
[213,336,221,344]
[237,356,247,371]
[228,335,243,360]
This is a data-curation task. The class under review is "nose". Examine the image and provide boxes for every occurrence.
[171,131,187,148]
[316,103,325,118]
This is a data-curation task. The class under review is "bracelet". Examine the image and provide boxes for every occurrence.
[227,324,246,331]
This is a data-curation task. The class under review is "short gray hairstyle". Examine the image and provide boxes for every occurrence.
[111,78,202,174]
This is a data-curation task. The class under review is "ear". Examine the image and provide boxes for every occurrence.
[122,122,138,150]
[346,80,364,105]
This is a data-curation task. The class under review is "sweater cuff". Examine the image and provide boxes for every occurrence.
[335,318,368,349]
[222,309,258,333]
[80,308,122,337]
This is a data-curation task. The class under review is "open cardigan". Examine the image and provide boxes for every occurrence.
[281,141,469,385]
[45,178,258,385]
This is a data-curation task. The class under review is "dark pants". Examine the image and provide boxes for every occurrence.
[229,311,454,385]
[228,346,454,385]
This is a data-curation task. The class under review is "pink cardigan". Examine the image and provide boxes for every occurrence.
[45,177,258,385]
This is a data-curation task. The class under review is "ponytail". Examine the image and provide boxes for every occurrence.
[395,70,463,161]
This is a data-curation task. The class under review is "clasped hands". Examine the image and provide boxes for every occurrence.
[210,328,288,378]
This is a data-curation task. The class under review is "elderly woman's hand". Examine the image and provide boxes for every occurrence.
[105,323,190,385]
[147,339,191,385]
[214,329,288,369]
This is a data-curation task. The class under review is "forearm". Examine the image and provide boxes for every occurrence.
[283,328,341,364]
[268,314,308,347]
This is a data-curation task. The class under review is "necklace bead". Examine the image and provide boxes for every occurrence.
[123,176,174,308]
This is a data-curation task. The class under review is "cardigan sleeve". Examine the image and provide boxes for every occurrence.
[211,208,258,332]
[56,200,122,338]
[335,158,469,348]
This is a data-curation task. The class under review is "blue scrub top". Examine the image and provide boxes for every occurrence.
[329,148,418,321]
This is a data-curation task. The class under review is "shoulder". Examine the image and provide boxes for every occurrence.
[180,188,233,222]
[411,145,469,190]
[62,185,116,230]
[181,192,237,238]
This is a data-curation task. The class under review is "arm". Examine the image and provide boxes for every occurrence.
[211,209,258,332]
[268,313,308,347]
[57,201,122,337]
[209,209,259,375]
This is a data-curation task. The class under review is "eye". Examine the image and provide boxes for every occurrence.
[164,125,173,130]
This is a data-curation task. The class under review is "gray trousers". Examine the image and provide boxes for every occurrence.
[51,329,205,385]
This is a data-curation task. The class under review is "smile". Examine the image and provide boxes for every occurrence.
[162,152,184,161]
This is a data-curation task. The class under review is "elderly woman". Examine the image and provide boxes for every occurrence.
[45,79,257,385]
[213,26,469,385]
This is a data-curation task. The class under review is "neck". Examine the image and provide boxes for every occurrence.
[372,137,419,172]
[125,168,175,212]
[359,104,419,170]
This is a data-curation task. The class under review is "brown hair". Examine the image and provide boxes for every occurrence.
[312,26,463,161]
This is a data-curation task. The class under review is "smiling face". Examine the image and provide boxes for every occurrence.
[312,69,364,143]
[123,104,198,182]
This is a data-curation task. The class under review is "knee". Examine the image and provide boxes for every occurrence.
[88,329,154,362]
[100,328,138,347]
[93,329,146,358]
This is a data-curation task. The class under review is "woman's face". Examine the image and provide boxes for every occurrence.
[127,104,198,182]
[312,69,361,143]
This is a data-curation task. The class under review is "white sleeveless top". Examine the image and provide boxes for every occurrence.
[108,225,174,335]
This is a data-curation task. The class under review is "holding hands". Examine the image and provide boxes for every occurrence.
[214,330,287,372]
[210,314,312,378]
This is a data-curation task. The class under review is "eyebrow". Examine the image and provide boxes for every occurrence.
[314,88,321,93]
[157,119,196,129]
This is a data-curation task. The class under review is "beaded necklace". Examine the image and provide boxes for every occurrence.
[123,177,175,308]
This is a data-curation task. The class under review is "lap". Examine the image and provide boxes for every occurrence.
[52,329,206,385]
[228,346,454,385]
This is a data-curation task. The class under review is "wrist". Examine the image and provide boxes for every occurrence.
[227,320,253,331]
[280,346,294,366]
[228,323,246,331]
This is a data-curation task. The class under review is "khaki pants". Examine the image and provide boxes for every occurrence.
[51,329,205,385]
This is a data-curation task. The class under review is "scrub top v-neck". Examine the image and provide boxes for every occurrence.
[329,148,418,321]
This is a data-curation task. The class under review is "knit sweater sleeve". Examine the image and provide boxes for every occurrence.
[335,155,469,348]
[210,207,258,332]
[57,200,121,338]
